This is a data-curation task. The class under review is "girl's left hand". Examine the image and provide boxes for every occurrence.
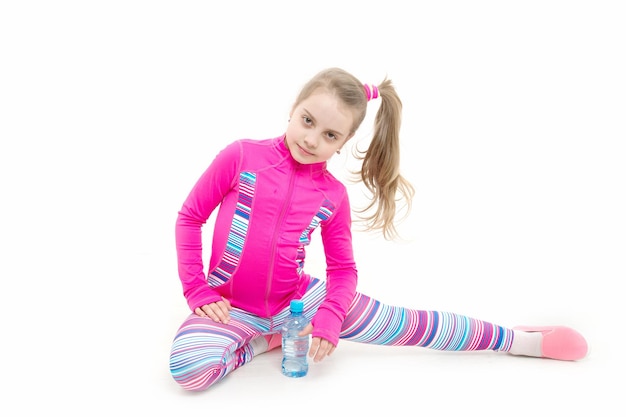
[300,323,336,362]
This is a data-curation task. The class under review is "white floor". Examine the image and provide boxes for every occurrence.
[2,1,624,416]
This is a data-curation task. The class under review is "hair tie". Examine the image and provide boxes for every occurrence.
[363,84,379,101]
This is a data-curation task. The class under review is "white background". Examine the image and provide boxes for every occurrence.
[1,1,624,415]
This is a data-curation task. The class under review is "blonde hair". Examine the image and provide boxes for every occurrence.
[293,67,414,240]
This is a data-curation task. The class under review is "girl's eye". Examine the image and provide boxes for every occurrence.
[303,116,312,125]
[327,132,337,141]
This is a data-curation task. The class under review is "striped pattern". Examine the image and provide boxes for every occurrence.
[208,172,256,287]
[170,278,513,391]
[170,311,270,391]
[296,201,335,274]
[340,294,512,351]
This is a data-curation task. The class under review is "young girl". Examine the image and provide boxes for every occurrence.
[169,67,588,391]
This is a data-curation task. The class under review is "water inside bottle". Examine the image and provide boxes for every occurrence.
[281,336,309,377]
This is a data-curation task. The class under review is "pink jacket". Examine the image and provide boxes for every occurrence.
[175,136,358,345]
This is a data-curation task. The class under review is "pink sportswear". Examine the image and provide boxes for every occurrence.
[175,135,358,345]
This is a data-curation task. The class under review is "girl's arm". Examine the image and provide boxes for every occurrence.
[311,191,358,346]
[175,141,241,311]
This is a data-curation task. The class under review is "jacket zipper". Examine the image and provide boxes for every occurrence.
[264,163,298,317]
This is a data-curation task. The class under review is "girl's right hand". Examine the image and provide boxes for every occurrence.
[195,297,232,324]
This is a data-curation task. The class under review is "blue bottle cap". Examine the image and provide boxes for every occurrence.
[290,299,304,313]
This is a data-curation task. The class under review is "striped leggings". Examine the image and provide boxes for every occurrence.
[169,278,514,391]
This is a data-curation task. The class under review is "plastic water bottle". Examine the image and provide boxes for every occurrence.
[281,299,309,378]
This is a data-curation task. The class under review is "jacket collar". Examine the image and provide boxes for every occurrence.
[274,135,328,174]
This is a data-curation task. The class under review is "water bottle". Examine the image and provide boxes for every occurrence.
[281,299,309,378]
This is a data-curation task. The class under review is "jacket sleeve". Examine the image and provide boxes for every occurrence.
[311,190,358,346]
[175,141,242,311]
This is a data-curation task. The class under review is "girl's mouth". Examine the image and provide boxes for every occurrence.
[297,145,314,156]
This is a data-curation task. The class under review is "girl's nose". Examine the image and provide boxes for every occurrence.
[303,134,318,149]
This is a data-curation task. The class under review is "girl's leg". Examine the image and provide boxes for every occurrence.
[338,292,587,360]
[293,279,585,359]
[169,309,271,391]
[339,292,513,352]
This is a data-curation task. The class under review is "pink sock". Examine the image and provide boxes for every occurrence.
[265,333,282,351]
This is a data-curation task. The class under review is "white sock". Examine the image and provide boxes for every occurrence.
[509,330,543,357]
[249,336,269,355]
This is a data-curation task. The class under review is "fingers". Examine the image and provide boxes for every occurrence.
[301,325,335,362]
[300,323,313,336]
[308,336,336,363]
[221,296,232,310]
[194,299,231,324]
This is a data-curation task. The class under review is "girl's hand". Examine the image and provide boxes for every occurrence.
[194,297,232,324]
[300,323,336,362]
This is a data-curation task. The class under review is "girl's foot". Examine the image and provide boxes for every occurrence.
[250,333,282,355]
[266,333,282,351]
[509,326,588,361]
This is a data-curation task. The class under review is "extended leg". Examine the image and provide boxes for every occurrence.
[338,292,587,360]
[339,292,513,352]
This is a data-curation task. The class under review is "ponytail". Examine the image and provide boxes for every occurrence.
[353,77,414,240]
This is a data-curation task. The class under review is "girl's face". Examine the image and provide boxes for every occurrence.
[284,89,355,165]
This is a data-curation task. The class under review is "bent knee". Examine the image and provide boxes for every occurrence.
[170,355,226,391]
